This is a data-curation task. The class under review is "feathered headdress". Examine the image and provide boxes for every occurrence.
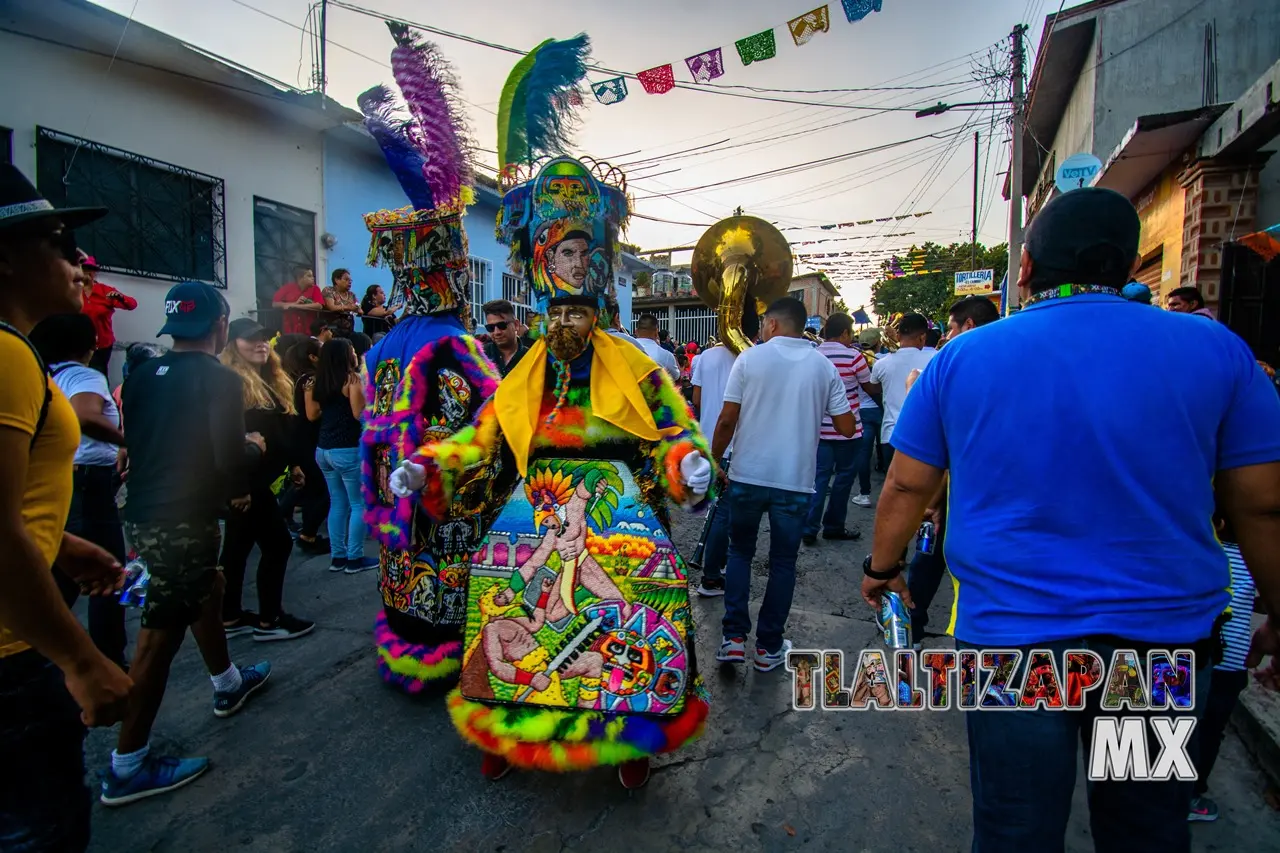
[496,34,591,178]
[360,23,475,318]
[359,22,474,213]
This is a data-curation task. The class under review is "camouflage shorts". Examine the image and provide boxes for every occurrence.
[123,520,222,631]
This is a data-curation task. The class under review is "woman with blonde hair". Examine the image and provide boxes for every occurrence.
[218,318,315,642]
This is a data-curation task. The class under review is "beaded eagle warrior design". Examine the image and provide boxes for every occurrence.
[408,86,716,765]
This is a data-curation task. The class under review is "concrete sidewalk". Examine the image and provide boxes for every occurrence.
[1233,612,1280,791]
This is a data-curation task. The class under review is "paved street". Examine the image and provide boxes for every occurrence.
[85,475,1280,852]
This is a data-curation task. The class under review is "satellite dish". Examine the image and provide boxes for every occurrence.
[1055,153,1103,194]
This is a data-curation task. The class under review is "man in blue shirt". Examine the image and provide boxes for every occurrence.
[861,188,1280,851]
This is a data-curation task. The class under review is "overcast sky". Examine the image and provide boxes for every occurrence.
[91,0,1071,308]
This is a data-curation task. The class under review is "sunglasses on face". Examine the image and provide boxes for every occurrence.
[16,226,79,264]
[485,321,510,332]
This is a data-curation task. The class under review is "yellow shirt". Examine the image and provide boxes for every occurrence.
[0,333,80,658]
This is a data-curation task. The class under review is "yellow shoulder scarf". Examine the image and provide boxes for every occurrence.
[494,329,662,476]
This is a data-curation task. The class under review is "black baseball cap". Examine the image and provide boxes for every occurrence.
[158,281,228,339]
[1024,188,1140,288]
[228,317,269,341]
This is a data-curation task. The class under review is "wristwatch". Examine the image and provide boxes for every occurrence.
[863,553,904,581]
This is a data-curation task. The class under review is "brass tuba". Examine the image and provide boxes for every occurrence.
[692,215,792,355]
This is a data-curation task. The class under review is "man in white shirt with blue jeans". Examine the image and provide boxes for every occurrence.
[710,297,854,671]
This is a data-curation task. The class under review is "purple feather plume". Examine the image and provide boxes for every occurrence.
[387,22,472,207]
[358,85,435,211]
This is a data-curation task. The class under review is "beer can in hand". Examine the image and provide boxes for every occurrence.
[118,558,150,609]
[877,591,912,649]
[915,521,935,555]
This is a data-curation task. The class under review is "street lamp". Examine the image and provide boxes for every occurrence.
[914,100,1011,118]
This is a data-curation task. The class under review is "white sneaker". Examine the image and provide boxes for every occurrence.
[754,638,793,672]
[852,494,873,507]
[716,635,746,663]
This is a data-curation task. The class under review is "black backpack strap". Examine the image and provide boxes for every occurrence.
[0,320,52,449]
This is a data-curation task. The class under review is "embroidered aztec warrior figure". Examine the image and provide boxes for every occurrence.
[387,31,715,793]
[356,23,517,695]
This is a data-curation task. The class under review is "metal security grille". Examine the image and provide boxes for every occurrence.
[253,197,316,329]
[657,307,717,346]
[468,257,491,327]
[36,127,225,286]
[502,271,533,322]
[0,127,11,165]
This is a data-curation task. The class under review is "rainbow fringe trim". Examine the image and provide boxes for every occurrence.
[446,688,710,771]
[374,610,462,695]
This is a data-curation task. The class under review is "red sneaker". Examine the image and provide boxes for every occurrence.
[481,754,511,781]
[618,758,650,790]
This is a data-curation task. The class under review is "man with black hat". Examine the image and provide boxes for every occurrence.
[861,187,1280,849]
[103,282,271,807]
[0,164,132,851]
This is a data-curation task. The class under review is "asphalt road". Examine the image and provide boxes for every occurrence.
[83,476,1280,852]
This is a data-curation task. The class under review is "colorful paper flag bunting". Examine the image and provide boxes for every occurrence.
[685,47,726,83]
[735,29,777,66]
[637,64,676,95]
[841,0,883,23]
[788,5,831,46]
[592,76,628,105]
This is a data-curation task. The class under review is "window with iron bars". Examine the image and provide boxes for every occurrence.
[501,271,533,323]
[467,256,491,327]
[35,127,226,286]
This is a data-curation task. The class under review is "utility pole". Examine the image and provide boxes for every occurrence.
[319,0,329,99]
[1007,24,1027,310]
[971,130,979,271]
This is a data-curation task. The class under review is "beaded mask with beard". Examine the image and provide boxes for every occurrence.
[545,324,589,362]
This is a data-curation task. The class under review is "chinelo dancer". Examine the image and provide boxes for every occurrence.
[389,35,715,790]
[356,23,515,695]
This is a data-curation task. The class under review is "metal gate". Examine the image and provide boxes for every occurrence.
[467,257,491,328]
[657,307,718,346]
[1220,241,1280,363]
[253,197,316,332]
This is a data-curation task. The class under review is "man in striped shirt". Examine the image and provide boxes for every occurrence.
[803,313,875,545]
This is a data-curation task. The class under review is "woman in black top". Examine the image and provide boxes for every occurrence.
[218,319,315,641]
[280,338,328,553]
[306,338,376,574]
[361,284,395,337]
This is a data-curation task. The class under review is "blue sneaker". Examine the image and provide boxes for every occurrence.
[213,661,271,718]
[100,755,209,806]
[344,556,378,575]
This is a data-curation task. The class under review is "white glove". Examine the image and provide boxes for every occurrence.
[389,460,426,498]
[680,452,712,498]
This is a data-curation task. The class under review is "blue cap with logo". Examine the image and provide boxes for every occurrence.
[158,281,227,339]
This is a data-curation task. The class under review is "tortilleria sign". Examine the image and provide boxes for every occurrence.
[954,269,995,296]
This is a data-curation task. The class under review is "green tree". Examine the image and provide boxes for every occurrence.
[871,242,1008,325]
[832,297,851,315]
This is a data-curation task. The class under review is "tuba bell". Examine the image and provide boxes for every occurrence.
[692,216,792,355]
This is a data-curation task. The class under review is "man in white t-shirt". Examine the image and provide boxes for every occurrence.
[866,312,937,466]
[632,314,680,380]
[689,342,739,598]
[709,297,853,672]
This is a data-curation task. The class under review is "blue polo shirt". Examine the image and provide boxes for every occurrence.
[892,293,1280,646]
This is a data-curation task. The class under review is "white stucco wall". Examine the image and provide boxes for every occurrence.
[0,31,324,384]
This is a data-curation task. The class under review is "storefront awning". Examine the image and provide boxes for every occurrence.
[1094,106,1228,200]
